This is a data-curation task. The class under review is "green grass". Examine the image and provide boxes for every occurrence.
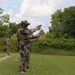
[0,53,6,58]
[0,53,75,75]
[40,49,75,56]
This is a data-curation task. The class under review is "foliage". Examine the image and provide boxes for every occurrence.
[50,6,75,38]
[0,8,9,24]
[0,8,3,14]
[31,38,75,53]
[0,38,7,52]
[9,23,18,34]
[0,34,18,52]
[11,34,18,52]
[0,8,9,37]
[0,8,19,37]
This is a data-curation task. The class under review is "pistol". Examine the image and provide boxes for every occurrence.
[37,25,42,27]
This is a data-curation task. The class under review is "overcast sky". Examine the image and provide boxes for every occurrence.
[0,0,75,34]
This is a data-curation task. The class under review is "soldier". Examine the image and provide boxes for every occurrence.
[17,20,41,73]
[6,36,11,56]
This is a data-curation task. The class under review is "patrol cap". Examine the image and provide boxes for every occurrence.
[21,20,31,26]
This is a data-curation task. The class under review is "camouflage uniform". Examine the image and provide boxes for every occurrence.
[6,37,11,56]
[17,20,39,72]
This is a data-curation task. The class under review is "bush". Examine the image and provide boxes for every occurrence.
[0,38,7,52]
[31,38,75,53]
[0,35,75,54]
[0,34,18,52]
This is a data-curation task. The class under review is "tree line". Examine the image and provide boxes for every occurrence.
[32,6,75,53]
[47,6,75,39]
[0,6,75,54]
[0,8,20,37]
[0,8,45,37]
[1,6,75,38]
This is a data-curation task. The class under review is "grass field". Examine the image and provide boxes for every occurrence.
[0,53,6,58]
[0,53,75,75]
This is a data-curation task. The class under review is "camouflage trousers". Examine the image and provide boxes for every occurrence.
[6,45,11,55]
[18,43,31,72]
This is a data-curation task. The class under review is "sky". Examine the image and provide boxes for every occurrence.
[0,0,75,34]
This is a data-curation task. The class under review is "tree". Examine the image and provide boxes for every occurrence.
[62,6,75,38]
[9,22,18,34]
[0,8,3,14]
[0,8,9,25]
[0,8,10,37]
[50,9,63,38]
[50,6,75,38]
[2,14,9,23]
[51,9,63,31]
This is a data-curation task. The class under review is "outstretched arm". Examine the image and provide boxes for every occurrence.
[29,34,40,42]
[29,33,42,46]
[31,25,42,33]
[20,25,42,35]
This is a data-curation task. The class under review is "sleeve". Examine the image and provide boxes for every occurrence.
[30,38,38,42]
[29,35,39,42]
[29,36,39,39]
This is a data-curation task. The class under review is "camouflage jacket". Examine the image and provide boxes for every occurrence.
[6,38,11,46]
[17,27,39,45]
